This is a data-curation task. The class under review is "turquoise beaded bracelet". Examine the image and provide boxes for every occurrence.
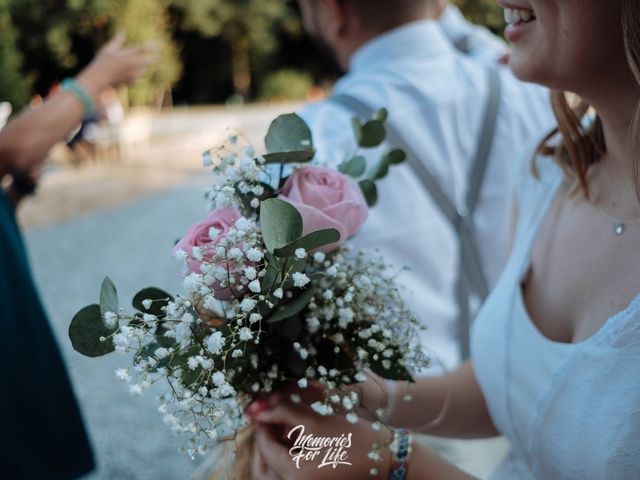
[61,78,96,118]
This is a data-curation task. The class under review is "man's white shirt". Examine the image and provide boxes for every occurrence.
[297,16,555,371]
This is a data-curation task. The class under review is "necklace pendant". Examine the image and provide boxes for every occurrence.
[614,223,625,236]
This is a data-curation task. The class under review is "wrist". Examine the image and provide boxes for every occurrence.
[387,429,412,480]
[76,67,107,102]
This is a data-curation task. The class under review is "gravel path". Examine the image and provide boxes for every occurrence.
[25,175,214,480]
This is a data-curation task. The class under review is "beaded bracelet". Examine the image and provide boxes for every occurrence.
[61,78,96,118]
[389,429,412,480]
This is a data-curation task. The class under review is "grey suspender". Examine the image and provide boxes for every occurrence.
[331,67,502,360]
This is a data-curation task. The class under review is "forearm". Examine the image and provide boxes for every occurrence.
[382,362,498,438]
[407,442,477,480]
[0,84,91,176]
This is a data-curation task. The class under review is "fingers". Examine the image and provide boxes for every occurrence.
[255,402,307,429]
[103,32,127,53]
[252,443,283,480]
[246,397,271,422]
[255,427,294,478]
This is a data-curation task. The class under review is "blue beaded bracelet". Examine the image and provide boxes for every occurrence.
[61,78,96,118]
[389,429,412,480]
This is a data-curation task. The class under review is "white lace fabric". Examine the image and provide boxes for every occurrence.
[471,149,640,479]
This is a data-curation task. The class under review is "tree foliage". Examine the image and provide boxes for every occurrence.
[0,0,30,109]
[452,0,505,33]
[169,0,296,98]
[0,0,505,108]
[6,0,180,107]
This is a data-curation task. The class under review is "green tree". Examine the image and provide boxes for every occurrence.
[9,0,180,107]
[170,0,295,99]
[108,0,181,106]
[0,0,30,108]
[453,0,505,33]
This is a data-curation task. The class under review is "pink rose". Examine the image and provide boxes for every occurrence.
[173,207,242,299]
[278,166,368,252]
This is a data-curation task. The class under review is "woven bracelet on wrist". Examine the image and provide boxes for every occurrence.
[389,429,412,480]
[61,78,96,118]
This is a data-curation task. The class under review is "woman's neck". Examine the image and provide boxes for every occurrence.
[584,65,640,170]
[584,78,640,213]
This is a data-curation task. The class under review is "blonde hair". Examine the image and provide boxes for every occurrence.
[537,0,640,199]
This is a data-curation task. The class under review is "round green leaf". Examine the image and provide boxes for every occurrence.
[263,150,315,165]
[69,304,116,357]
[360,120,386,148]
[373,108,388,123]
[273,229,341,258]
[260,199,303,253]
[338,155,366,178]
[386,148,407,165]
[359,179,378,207]
[265,114,314,153]
[132,287,174,317]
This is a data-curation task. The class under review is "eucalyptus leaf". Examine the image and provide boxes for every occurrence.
[261,252,281,293]
[132,287,174,317]
[369,159,390,181]
[265,114,314,153]
[266,287,316,324]
[99,276,118,316]
[273,229,340,258]
[338,155,366,178]
[278,342,308,377]
[263,150,315,165]
[373,108,388,122]
[69,304,116,357]
[316,340,356,378]
[280,315,304,339]
[359,179,378,207]
[351,117,363,144]
[260,199,303,253]
[360,120,386,148]
[386,148,407,165]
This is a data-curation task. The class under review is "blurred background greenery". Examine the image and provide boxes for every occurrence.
[0,0,504,110]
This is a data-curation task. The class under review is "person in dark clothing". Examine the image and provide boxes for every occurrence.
[0,33,156,479]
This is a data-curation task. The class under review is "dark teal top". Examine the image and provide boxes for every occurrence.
[0,191,94,479]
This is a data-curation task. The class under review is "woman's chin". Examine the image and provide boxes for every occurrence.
[508,53,544,84]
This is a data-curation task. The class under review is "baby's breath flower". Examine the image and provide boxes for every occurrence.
[248,279,261,293]
[292,272,310,288]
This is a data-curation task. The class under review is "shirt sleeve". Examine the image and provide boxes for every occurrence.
[438,5,509,66]
[297,100,363,169]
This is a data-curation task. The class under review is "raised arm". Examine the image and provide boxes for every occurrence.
[0,33,157,179]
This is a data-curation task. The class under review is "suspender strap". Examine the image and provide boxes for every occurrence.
[331,67,502,360]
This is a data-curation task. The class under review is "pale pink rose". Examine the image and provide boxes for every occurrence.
[173,207,242,299]
[278,166,368,252]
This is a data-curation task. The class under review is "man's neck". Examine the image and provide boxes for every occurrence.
[341,6,442,71]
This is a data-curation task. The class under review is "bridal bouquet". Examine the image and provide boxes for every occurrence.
[68,111,429,466]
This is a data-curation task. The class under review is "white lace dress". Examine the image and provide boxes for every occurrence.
[471,153,640,479]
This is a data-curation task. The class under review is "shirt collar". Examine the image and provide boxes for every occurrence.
[438,5,472,44]
[349,20,454,72]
